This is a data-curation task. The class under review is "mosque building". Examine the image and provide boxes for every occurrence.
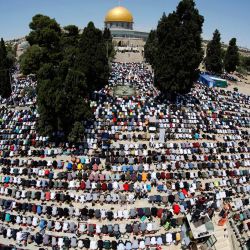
[104,6,149,41]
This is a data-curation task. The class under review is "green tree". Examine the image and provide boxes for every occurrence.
[36,57,91,139]
[20,45,44,75]
[103,28,115,60]
[21,15,102,141]
[144,30,158,67]
[154,0,204,100]
[61,25,80,65]
[6,44,16,67]
[239,55,250,72]
[26,14,62,65]
[21,15,112,141]
[37,76,61,136]
[224,38,239,73]
[205,29,223,74]
[0,38,12,98]
[68,121,85,143]
[27,14,61,47]
[76,22,110,92]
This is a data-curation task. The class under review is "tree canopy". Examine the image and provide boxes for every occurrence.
[224,38,239,73]
[0,38,12,98]
[20,14,113,141]
[146,0,204,100]
[76,22,110,93]
[20,45,44,75]
[144,30,158,67]
[103,27,116,61]
[205,29,223,74]
[239,55,250,72]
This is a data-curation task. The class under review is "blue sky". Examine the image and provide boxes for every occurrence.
[0,0,250,48]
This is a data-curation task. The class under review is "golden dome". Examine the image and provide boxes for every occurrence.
[105,6,133,23]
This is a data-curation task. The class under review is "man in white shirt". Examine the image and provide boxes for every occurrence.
[58,237,64,248]
[16,231,23,244]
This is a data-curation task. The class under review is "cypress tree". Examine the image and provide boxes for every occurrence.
[0,38,7,67]
[224,38,239,73]
[103,28,115,60]
[144,30,158,67]
[76,22,109,92]
[61,25,80,65]
[0,38,12,98]
[205,29,223,74]
[154,0,204,100]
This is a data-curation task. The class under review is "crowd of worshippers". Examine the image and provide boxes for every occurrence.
[0,66,36,107]
[232,208,250,232]
[0,199,179,222]
[230,207,250,248]
[0,210,161,235]
[0,62,249,249]
[0,222,180,249]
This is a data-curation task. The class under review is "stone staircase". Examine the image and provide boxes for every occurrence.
[213,225,232,250]
[212,213,242,250]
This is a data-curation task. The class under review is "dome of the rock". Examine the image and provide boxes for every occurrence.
[105,6,133,23]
